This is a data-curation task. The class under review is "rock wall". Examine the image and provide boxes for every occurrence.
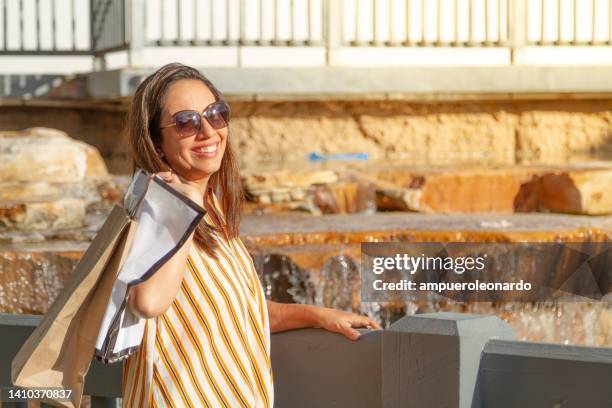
[230,98,612,167]
[2,212,611,346]
[0,128,111,232]
[1,97,611,173]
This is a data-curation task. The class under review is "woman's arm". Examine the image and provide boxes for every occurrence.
[127,171,203,319]
[127,232,195,319]
[267,300,381,341]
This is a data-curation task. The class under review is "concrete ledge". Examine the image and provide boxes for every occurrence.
[2,312,611,407]
[86,66,612,99]
[383,313,515,408]
[477,339,612,408]
[0,313,122,408]
[271,328,382,408]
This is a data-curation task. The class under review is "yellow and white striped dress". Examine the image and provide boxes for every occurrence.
[122,195,274,407]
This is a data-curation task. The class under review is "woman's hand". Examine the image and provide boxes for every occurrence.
[156,171,203,206]
[312,307,382,341]
[267,301,382,341]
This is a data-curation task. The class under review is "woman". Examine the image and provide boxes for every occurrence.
[122,63,380,407]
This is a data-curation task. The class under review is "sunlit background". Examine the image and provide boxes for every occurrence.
[1,0,612,75]
[1,0,611,352]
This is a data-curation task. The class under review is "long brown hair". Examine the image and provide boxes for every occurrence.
[126,62,243,258]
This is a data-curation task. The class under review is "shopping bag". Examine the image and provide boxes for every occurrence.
[11,170,205,407]
[95,172,206,363]
[11,205,133,407]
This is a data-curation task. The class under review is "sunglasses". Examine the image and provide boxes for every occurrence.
[159,100,230,136]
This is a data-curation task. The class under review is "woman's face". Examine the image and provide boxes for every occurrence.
[158,79,228,181]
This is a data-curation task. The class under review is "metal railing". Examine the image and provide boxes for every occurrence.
[0,0,611,62]
[527,0,612,45]
[0,0,91,55]
[91,0,128,54]
[143,0,325,47]
[344,0,510,46]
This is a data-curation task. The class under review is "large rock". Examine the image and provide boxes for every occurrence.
[311,181,376,214]
[358,111,516,165]
[519,167,612,215]
[0,127,108,183]
[0,198,86,231]
[516,111,612,164]
[372,165,612,215]
[242,169,377,214]
[372,167,534,213]
[243,169,337,209]
[0,128,110,231]
[242,164,612,216]
[0,246,83,314]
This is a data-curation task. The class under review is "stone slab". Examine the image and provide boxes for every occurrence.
[370,165,612,215]
[88,66,612,98]
[382,313,515,408]
[271,328,381,408]
[0,127,107,183]
[0,198,86,232]
[477,339,612,408]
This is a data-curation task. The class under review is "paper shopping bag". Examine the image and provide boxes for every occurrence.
[11,203,135,408]
[95,173,206,363]
[11,169,204,407]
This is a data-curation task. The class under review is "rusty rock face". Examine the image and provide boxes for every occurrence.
[0,127,112,232]
[1,126,612,348]
[2,211,611,346]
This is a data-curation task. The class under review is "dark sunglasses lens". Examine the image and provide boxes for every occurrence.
[175,111,200,135]
[205,102,230,129]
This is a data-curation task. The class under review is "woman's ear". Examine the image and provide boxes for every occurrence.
[155,146,165,158]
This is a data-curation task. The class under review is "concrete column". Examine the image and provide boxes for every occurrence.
[476,339,612,408]
[0,313,122,407]
[509,0,527,64]
[127,0,146,67]
[382,312,515,408]
[271,312,516,408]
[0,313,41,408]
[92,55,107,72]
[325,0,343,66]
[271,327,382,408]
[90,396,120,408]
[84,360,123,400]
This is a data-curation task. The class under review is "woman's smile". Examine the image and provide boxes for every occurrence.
[157,79,228,181]
[191,142,219,158]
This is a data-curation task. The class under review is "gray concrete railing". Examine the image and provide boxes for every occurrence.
[477,338,612,408]
[2,312,612,407]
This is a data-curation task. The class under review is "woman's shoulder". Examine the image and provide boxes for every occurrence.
[207,192,224,213]
[204,191,235,239]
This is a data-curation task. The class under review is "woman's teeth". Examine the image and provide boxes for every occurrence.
[193,144,218,154]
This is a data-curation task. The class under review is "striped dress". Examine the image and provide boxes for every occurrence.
[122,194,274,407]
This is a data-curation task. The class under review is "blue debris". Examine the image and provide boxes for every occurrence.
[308,152,369,162]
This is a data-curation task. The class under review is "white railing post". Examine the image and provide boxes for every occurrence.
[325,0,342,66]
[127,0,145,67]
[92,55,107,71]
[509,0,527,64]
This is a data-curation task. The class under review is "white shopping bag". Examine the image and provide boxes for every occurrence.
[94,169,205,363]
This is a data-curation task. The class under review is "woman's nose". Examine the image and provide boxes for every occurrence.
[195,118,215,139]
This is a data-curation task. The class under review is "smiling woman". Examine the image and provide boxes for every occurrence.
[122,62,380,408]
